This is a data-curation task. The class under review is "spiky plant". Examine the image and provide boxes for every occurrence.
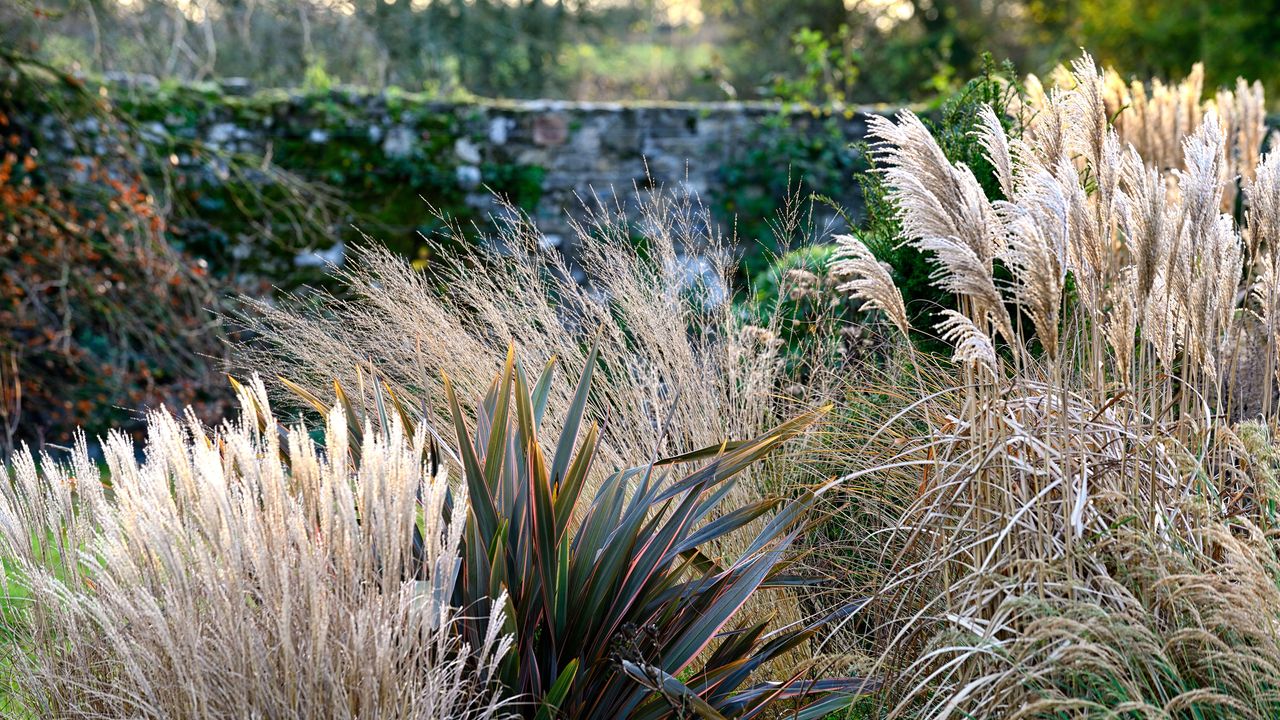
[283,346,876,719]
[0,378,513,720]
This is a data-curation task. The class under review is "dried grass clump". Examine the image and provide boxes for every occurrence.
[0,378,513,720]
[892,493,1280,719]
[830,52,1280,716]
[236,194,819,494]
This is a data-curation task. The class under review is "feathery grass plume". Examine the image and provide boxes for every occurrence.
[1027,59,1267,213]
[817,51,1280,717]
[1007,67,1075,176]
[1056,58,1139,369]
[1117,144,1169,300]
[1103,273,1139,381]
[919,234,1017,348]
[1066,54,1112,178]
[0,380,514,719]
[866,111,1004,269]
[1247,152,1280,417]
[996,167,1068,360]
[1172,114,1242,383]
[974,106,1015,200]
[934,310,998,379]
[1246,151,1280,261]
[831,233,911,338]
[1105,63,1205,174]
[866,110,1015,346]
[1216,77,1268,211]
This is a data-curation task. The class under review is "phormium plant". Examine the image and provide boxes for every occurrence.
[282,345,877,718]
[443,345,875,718]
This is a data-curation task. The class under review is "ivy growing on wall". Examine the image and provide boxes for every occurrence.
[111,82,547,289]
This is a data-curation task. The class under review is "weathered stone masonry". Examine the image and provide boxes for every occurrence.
[463,99,877,243]
[36,78,887,274]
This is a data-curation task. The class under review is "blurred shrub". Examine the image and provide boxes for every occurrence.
[1077,0,1280,100]
[769,26,861,107]
[0,54,232,454]
[738,244,884,388]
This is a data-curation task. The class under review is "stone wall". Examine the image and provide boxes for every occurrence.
[34,77,884,281]
[449,99,876,252]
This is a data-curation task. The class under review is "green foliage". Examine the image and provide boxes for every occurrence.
[302,56,335,95]
[15,0,1280,106]
[110,84,546,286]
[556,42,720,101]
[5,0,653,100]
[705,1,1032,104]
[770,27,861,107]
[750,245,838,307]
[740,245,863,377]
[1077,0,1280,99]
